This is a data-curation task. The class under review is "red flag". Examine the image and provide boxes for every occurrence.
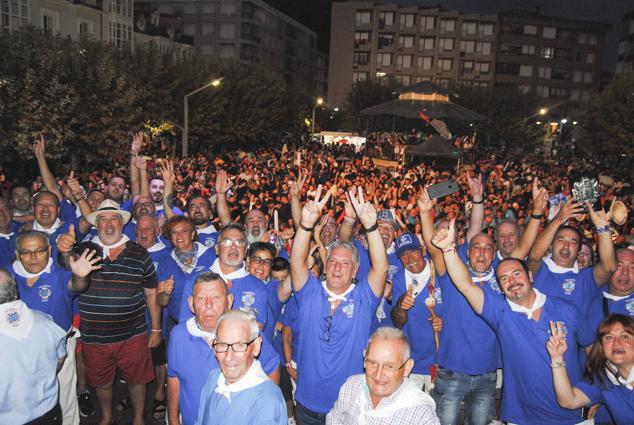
[418,110,430,123]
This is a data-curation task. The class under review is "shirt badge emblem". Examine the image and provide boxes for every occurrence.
[5,309,19,327]
[342,303,355,318]
[38,285,52,302]
[562,279,576,295]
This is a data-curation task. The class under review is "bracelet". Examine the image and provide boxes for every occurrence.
[150,329,162,333]
[472,199,484,205]
[550,361,566,369]
[299,222,314,232]
[531,214,543,220]
[442,244,456,254]
[365,222,378,233]
[595,225,610,234]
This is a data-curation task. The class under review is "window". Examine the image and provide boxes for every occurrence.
[436,78,450,87]
[541,47,554,59]
[353,72,368,82]
[419,37,434,51]
[399,13,415,29]
[356,11,372,26]
[585,53,595,64]
[523,24,537,35]
[201,23,214,35]
[439,37,454,50]
[521,44,535,55]
[551,87,567,97]
[577,32,588,44]
[437,58,453,72]
[200,44,213,55]
[536,86,549,98]
[219,23,235,39]
[416,75,432,83]
[395,75,411,85]
[476,41,491,55]
[581,91,591,102]
[379,11,394,28]
[475,62,490,74]
[462,21,477,35]
[440,19,455,32]
[202,4,215,13]
[551,68,569,80]
[538,67,552,78]
[543,27,557,39]
[496,63,520,75]
[219,44,235,59]
[420,16,435,31]
[518,85,531,94]
[573,70,583,82]
[570,89,580,101]
[399,35,414,48]
[378,33,394,49]
[184,5,196,14]
[519,65,533,77]
[41,9,58,34]
[397,54,412,68]
[354,52,369,65]
[480,23,494,36]
[417,56,433,70]
[473,81,488,88]
[377,52,392,67]
[183,23,195,35]
[588,34,598,45]
[219,3,237,17]
[354,31,370,47]
[460,40,475,54]
[583,72,593,83]
[78,20,92,37]
[461,60,474,74]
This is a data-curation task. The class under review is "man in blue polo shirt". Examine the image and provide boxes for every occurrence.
[12,229,101,425]
[432,220,594,425]
[167,272,280,425]
[23,191,74,260]
[528,199,617,314]
[290,186,388,424]
[187,194,219,248]
[0,197,17,269]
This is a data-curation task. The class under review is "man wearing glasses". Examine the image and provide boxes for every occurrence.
[327,327,440,425]
[167,273,280,425]
[195,309,287,425]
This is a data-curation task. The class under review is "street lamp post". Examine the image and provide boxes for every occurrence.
[182,77,223,158]
[311,97,324,141]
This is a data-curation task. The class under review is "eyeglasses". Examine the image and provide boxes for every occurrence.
[363,358,409,374]
[212,337,257,353]
[251,256,273,267]
[218,238,247,248]
[18,247,49,257]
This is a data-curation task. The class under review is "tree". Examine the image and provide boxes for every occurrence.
[343,77,402,131]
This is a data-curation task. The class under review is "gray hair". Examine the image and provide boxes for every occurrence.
[192,272,228,295]
[0,269,18,304]
[368,326,411,361]
[326,240,360,268]
[15,230,50,250]
[494,219,522,237]
[215,309,259,340]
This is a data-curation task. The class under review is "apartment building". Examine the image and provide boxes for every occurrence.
[616,11,634,74]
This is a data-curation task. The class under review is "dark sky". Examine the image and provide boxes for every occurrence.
[264,0,633,72]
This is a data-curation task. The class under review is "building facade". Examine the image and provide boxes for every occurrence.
[616,11,634,75]
[329,2,609,107]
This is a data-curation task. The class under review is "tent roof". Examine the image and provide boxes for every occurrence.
[394,81,455,97]
[361,99,486,122]
[405,136,462,159]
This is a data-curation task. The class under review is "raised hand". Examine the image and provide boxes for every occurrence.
[343,196,358,221]
[57,224,76,254]
[555,199,584,224]
[160,159,176,188]
[215,169,233,195]
[587,203,611,228]
[348,187,376,229]
[532,177,549,215]
[400,285,415,311]
[301,184,331,228]
[432,218,456,251]
[417,187,435,213]
[290,168,307,198]
[67,171,83,200]
[33,133,46,159]
[467,173,484,202]
[131,131,144,155]
[69,249,101,277]
[133,155,147,171]
[546,320,568,360]
[158,275,175,295]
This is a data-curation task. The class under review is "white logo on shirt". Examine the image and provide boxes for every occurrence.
[38,285,52,302]
[433,288,443,304]
[626,299,634,316]
[387,265,399,282]
[562,279,576,295]
[204,238,216,248]
[342,303,355,318]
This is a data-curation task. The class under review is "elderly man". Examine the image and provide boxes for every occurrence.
[12,230,99,425]
[167,272,281,425]
[58,199,160,425]
[196,309,286,425]
[528,199,617,313]
[290,187,388,423]
[0,197,16,269]
[23,191,73,259]
[327,327,440,425]
[432,220,594,425]
[0,269,68,425]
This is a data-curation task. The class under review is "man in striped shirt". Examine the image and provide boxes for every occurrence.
[59,200,159,425]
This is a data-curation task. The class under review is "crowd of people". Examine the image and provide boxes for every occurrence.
[0,131,632,425]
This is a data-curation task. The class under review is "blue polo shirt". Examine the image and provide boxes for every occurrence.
[294,273,380,414]
[279,295,300,359]
[575,378,634,425]
[391,267,442,375]
[178,273,269,328]
[0,232,16,269]
[354,240,403,283]
[12,262,75,331]
[263,279,283,344]
[586,292,634,334]
[435,271,502,375]
[167,320,280,425]
[480,290,594,425]
[164,243,216,321]
[533,258,600,314]
[196,224,219,249]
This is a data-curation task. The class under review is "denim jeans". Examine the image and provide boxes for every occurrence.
[295,401,327,425]
[431,367,497,425]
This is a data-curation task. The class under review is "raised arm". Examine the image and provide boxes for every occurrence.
[160,159,177,221]
[215,170,233,226]
[527,199,584,273]
[546,320,592,409]
[290,185,330,292]
[277,273,292,304]
[432,219,484,314]
[465,173,484,243]
[67,247,101,292]
[350,187,388,297]
[588,203,617,285]
[289,169,308,231]
[418,187,446,276]
[511,178,549,259]
[129,132,143,198]
[337,197,357,242]
[33,134,64,201]
[66,171,94,235]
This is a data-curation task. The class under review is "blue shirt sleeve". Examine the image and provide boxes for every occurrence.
[574,379,603,405]
[478,288,506,329]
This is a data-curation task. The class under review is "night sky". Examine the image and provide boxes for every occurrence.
[264,0,633,72]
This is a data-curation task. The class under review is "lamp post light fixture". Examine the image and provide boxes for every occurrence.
[181,77,223,158]
[311,97,324,141]
[539,108,548,115]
